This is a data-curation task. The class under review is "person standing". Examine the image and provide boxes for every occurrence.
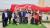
[18,9,26,24]
[22,9,27,23]
[16,10,20,23]
[2,10,8,27]
[31,13,34,24]
[39,12,42,24]
[13,13,17,25]
[7,9,12,24]
[34,13,39,25]
[25,10,32,24]
[18,10,22,24]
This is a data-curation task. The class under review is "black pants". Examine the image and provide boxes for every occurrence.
[31,17,34,24]
[19,17,26,24]
[8,17,11,24]
[39,19,41,24]
[39,16,42,24]
[23,17,28,24]
[20,17,28,24]
[19,17,23,24]
[3,18,8,27]
[13,19,17,24]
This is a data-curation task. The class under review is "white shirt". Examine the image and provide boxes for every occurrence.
[25,13,31,17]
[12,13,14,18]
[25,13,29,17]
[21,12,23,16]
[5,13,8,17]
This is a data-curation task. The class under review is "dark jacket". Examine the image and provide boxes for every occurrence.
[18,11,26,17]
[14,13,17,19]
[7,11,12,18]
[2,12,8,21]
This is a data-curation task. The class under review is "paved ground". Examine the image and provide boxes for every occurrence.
[0,15,2,21]
[43,23,50,28]
[0,23,3,28]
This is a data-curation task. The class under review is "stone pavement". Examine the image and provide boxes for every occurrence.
[43,23,50,28]
[0,23,3,28]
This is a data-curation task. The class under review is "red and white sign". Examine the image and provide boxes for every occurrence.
[10,4,50,13]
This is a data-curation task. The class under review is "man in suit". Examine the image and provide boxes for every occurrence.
[19,9,26,24]
[2,10,8,27]
[7,9,12,24]
[18,11,22,24]
[19,10,23,23]
[22,9,27,23]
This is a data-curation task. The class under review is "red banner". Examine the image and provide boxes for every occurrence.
[10,4,50,13]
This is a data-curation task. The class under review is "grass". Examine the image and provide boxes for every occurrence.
[6,23,46,28]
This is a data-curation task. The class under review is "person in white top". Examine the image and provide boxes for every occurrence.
[25,10,32,24]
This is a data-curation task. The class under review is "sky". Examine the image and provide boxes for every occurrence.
[44,0,50,7]
[0,0,50,9]
[0,0,39,9]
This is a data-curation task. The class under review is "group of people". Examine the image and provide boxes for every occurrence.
[2,9,42,27]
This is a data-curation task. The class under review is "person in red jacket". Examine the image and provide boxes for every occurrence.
[33,13,39,25]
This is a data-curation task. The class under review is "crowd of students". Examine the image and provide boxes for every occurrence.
[2,9,42,27]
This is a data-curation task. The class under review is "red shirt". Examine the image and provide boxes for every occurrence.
[34,14,39,20]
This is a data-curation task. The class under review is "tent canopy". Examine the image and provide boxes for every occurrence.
[10,4,50,13]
